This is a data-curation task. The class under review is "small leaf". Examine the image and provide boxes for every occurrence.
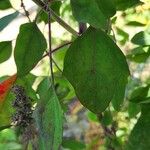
[0,41,12,63]
[0,0,12,10]
[14,23,47,77]
[127,47,150,63]
[0,11,19,32]
[129,86,150,103]
[131,31,150,46]
[126,21,145,27]
[63,27,129,113]
[62,139,86,150]
[114,0,143,10]
[71,0,116,29]
[34,78,63,150]
[126,104,150,150]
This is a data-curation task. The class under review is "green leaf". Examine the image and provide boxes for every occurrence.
[70,0,116,29]
[14,23,47,77]
[127,47,150,63]
[101,110,113,126]
[34,78,63,150]
[62,139,86,150]
[63,27,129,113]
[126,104,150,150]
[0,11,19,32]
[128,102,141,118]
[129,86,150,103]
[0,41,12,63]
[131,31,150,46]
[0,0,12,10]
[114,0,143,10]
[126,21,145,27]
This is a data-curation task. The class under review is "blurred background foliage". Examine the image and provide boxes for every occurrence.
[0,0,150,149]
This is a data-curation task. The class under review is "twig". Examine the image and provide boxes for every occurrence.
[32,0,79,37]
[47,1,54,85]
[52,58,63,73]
[42,41,72,59]
[21,0,31,22]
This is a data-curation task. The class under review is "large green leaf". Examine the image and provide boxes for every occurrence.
[0,0,12,10]
[63,27,129,113]
[14,23,47,77]
[126,104,150,150]
[131,31,150,46]
[0,11,19,32]
[70,0,116,29]
[0,41,12,63]
[34,78,63,150]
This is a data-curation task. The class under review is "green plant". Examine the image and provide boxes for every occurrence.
[0,0,150,149]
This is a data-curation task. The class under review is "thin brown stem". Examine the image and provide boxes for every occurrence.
[42,41,72,59]
[47,1,54,85]
[21,0,31,22]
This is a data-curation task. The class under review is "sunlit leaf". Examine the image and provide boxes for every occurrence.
[0,11,19,32]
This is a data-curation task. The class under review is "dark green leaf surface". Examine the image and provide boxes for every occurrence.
[62,139,86,150]
[126,104,150,150]
[128,102,141,118]
[131,31,150,46]
[101,110,112,126]
[14,23,47,77]
[129,86,150,103]
[63,27,129,113]
[126,21,145,27]
[0,0,12,10]
[127,47,150,63]
[0,41,12,63]
[114,0,142,10]
[34,78,63,150]
[0,11,19,32]
[70,0,116,28]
